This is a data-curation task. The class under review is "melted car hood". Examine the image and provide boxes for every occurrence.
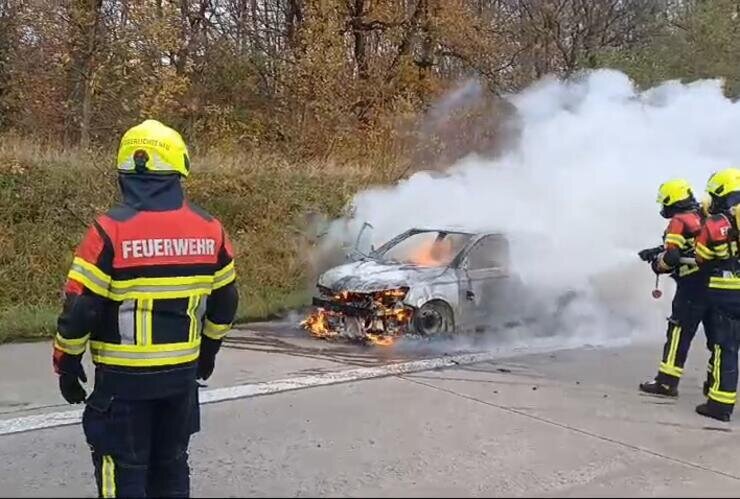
[318,259,452,293]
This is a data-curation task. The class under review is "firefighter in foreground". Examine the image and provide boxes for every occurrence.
[638,179,709,396]
[694,167,740,421]
[53,119,239,496]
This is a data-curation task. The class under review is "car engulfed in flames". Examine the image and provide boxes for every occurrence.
[302,227,514,346]
[302,287,413,346]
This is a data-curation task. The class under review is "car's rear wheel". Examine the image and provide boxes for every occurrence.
[413,300,454,337]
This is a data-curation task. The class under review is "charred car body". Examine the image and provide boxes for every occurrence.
[303,227,526,345]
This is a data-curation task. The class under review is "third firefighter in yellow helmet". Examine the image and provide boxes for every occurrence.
[691,167,740,421]
[705,167,740,215]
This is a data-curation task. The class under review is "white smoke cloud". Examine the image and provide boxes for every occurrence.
[318,69,740,345]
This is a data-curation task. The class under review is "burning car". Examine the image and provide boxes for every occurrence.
[303,227,522,345]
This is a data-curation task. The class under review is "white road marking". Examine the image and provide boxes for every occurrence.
[0,409,85,437]
[0,351,504,436]
[199,351,496,404]
[0,337,628,437]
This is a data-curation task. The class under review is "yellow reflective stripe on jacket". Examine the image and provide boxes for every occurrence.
[90,340,200,368]
[70,258,234,300]
[664,233,686,248]
[135,299,153,346]
[696,242,715,260]
[54,333,90,355]
[68,257,111,296]
[709,276,740,289]
[213,261,236,290]
[203,319,231,340]
[714,243,730,258]
[108,275,215,301]
[678,265,699,277]
[187,296,200,343]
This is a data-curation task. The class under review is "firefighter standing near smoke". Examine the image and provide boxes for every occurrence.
[694,167,740,421]
[53,119,238,496]
[638,179,710,397]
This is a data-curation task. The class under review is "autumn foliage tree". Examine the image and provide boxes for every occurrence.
[1,0,737,161]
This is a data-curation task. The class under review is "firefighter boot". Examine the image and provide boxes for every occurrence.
[696,401,732,422]
[639,379,678,397]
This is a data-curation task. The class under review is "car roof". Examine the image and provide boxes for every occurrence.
[410,227,503,237]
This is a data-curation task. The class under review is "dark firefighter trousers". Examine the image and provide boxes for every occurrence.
[82,384,200,498]
[655,284,712,388]
[703,304,740,415]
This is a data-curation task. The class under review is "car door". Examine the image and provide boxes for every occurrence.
[459,235,510,330]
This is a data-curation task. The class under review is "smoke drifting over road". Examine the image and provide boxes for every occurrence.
[317,69,740,346]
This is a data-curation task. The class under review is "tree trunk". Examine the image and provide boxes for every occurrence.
[351,0,368,80]
[418,0,433,80]
[286,0,304,46]
[236,0,248,54]
[67,0,103,149]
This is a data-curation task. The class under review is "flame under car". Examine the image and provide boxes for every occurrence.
[303,228,516,345]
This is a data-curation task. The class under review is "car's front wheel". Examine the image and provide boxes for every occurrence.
[413,300,455,337]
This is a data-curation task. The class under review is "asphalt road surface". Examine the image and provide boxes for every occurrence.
[0,320,738,497]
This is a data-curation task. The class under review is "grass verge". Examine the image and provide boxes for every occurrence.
[0,306,58,343]
[0,135,395,343]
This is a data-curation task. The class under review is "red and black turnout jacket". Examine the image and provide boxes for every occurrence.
[53,175,238,398]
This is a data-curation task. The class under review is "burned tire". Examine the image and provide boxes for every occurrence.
[413,300,454,337]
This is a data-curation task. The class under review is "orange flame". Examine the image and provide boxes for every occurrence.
[301,308,339,339]
[366,333,395,346]
[406,238,454,267]
[302,289,412,345]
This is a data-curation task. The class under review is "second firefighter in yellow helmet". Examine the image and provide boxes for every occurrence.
[693,167,740,421]
[638,178,711,397]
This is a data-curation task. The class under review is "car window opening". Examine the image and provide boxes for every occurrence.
[379,231,472,267]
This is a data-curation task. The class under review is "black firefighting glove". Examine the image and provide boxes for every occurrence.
[53,348,88,404]
[661,247,681,267]
[638,246,663,263]
[58,364,87,404]
[197,336,222,381]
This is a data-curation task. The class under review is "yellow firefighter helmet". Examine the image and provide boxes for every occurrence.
[656,179,694,207]
[706,167,740,198]
[117,120,191,177]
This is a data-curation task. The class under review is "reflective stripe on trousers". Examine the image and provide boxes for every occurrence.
[102,455,116,498]
[709,344,738,405]
[659,325,684,378]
